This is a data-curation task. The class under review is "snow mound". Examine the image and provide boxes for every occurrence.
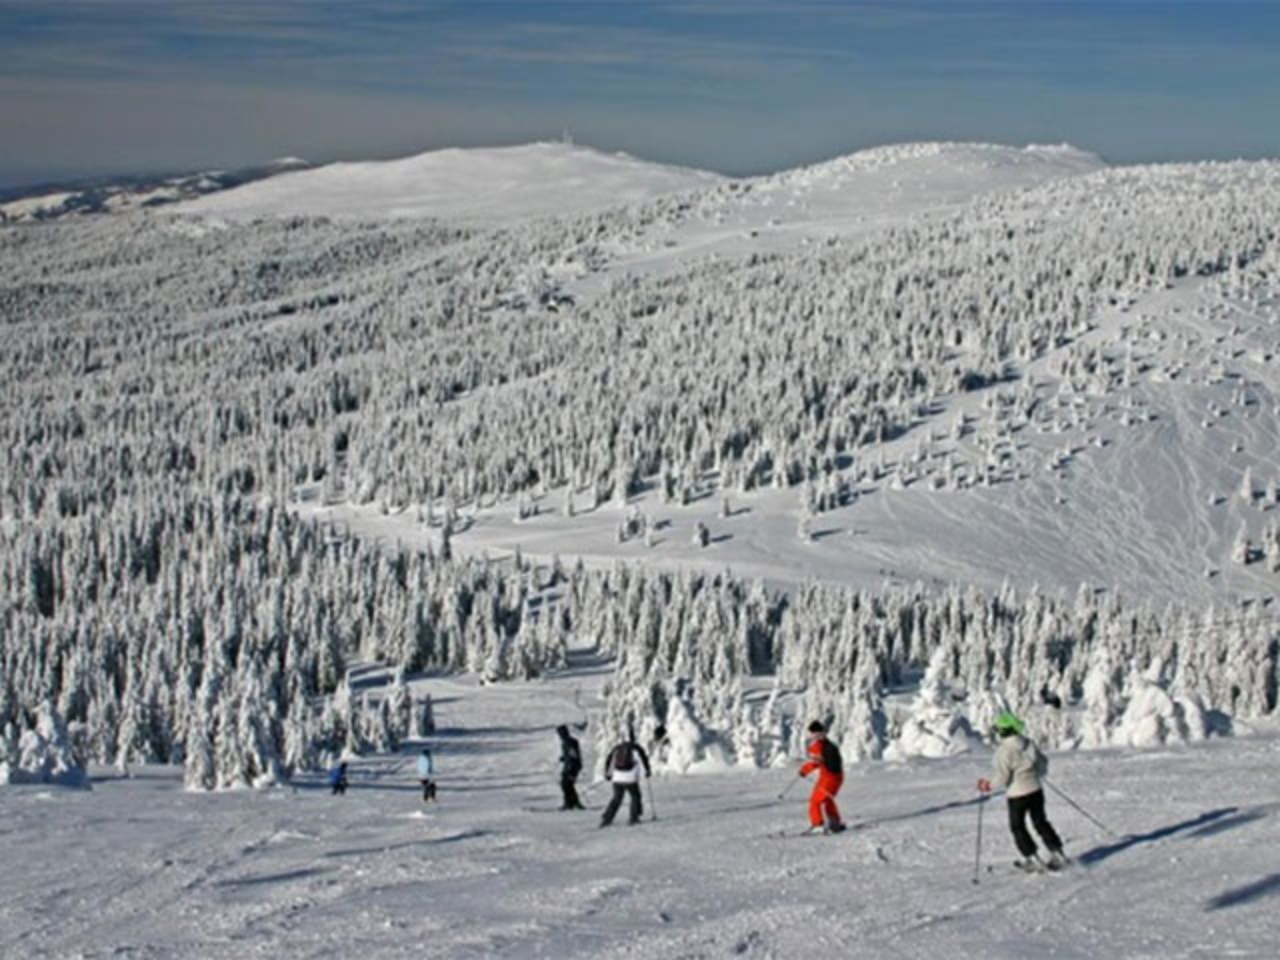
[1112,677,1209,748]
[884,646,981,761]
[176,142,724,223]
[1,702,88,789]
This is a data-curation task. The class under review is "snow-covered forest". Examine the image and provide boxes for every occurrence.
[4,143,1280,794]
[5,137,1280,959]
[594,572,1279,774]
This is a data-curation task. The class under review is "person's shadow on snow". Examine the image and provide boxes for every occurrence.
[1077,807,1251,867]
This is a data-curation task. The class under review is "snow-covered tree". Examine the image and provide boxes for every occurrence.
[1,700,86,788]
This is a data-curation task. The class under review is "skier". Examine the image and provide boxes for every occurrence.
[417,748,437,803]
[599,734,652,827]
[328,761,349,796]
[977,712,1069,872]
[557,725,585,810]
[798,720,845,834]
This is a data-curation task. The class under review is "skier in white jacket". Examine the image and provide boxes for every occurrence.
[978,712,1068,871]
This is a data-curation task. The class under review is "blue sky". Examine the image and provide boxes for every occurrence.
[1,1,1278,187]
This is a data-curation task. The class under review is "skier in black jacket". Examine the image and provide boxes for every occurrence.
[599,735,652,827]
[557,725,585,810]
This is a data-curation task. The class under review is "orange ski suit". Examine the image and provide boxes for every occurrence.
[799,737,843,829]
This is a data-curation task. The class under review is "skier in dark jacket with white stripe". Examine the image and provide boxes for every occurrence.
[599,736,651,827]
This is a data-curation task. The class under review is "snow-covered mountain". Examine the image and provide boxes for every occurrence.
[175,140,1105,230]
[0,158,311,224]
[696,140,1105,229]
[177,142,725,222]
[5,137,1280,958]
[250,142,1276,610]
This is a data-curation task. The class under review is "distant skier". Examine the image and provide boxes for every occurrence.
[329,761,349,796]
[417,748,437,803]
[557,725,585,810]
[978,712,1068,872]
[798,721,845,834]
[599,734,652,827]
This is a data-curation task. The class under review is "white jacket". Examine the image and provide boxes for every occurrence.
[992,735,1048,799]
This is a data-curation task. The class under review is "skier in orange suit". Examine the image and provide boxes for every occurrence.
[798,720,846,834]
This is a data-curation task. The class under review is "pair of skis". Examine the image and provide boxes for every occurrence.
[766,821,862,839]
[1014,853,1073,875]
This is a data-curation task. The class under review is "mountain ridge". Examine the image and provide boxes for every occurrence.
[173,139,1105,223]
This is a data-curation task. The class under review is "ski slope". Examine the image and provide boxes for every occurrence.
[3,662,1277,959]
[8,138,1280,959]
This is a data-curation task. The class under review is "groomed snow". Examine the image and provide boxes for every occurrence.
[4,664,1277,959]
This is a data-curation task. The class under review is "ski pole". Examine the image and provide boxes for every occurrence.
[972,794,986,885]
[1044,778,1117,837]
[646,778,658,821]
[778,775,807,801]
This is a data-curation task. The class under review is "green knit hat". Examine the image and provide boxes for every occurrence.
[993,711,1025,736]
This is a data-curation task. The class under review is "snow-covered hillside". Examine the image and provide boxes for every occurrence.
[4,138,1280,958]
[275,147,1280,609]
[173,140,1103,248]
[578,141,1106,281]
[3,662,1278,959]
[323,259,1280,607]
[177,142,725,222]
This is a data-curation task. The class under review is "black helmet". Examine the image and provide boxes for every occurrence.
[807,720,826,734]
[556,724,569,738]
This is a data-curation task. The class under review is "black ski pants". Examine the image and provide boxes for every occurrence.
[600,782,643,825]
[1007,789,1063,857]
[560,773,584,810]
[420,778,436,802]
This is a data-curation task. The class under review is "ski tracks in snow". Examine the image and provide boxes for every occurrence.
[4,671,1280,958]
